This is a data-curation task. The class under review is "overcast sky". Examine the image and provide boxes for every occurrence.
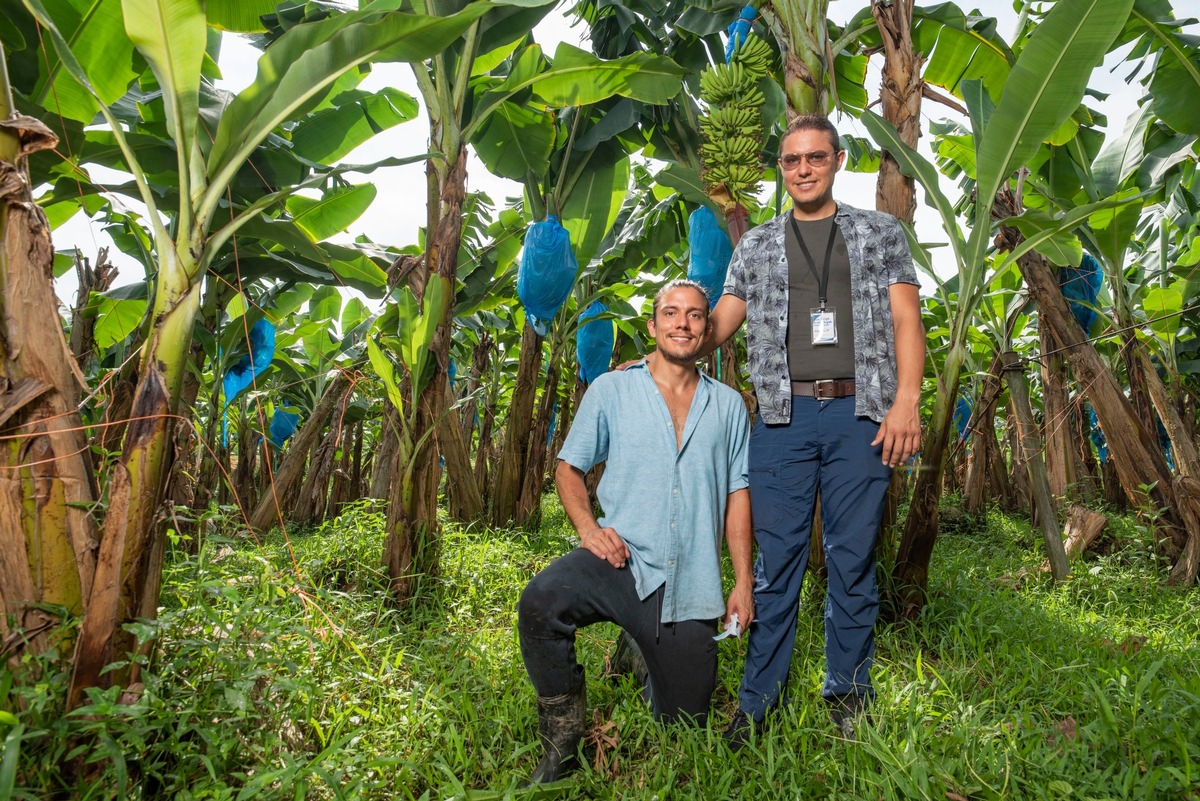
[50,1,1167,304]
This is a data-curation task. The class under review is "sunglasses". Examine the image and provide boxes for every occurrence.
[778,151,836,169]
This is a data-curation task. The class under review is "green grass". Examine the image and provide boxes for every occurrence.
[3,498,1199,800]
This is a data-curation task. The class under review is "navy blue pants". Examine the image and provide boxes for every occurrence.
[738,396,892,720]
[518,549,718,724]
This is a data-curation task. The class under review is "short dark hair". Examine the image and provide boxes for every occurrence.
[652,279,710,318]
[782,113,841,154]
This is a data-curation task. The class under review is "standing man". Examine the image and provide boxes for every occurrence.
[517,280,754,784]
[709,114,925,743]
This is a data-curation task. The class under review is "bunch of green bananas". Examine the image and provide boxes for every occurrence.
[700,135,761,163]
[700,163,762,189]
[697,34,774,209]
[731,35,773,80]
[700,106,761,140]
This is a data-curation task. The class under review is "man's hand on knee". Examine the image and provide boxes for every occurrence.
[580,527,630,569]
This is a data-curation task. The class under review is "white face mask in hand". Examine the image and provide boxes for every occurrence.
[713,612,741,641]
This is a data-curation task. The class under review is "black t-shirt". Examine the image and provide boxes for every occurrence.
[785,213,856,381]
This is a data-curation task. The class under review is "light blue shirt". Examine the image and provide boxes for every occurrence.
[558,361,750,623]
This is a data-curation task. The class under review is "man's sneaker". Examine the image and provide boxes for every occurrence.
[827,694,872,741]
[723,708,755,752]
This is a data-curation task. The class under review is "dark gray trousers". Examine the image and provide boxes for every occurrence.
[517,549,718,724]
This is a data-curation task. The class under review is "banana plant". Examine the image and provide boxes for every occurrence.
[476,64,646,526]
[862,0,1139,614]
[18,0,490,705]
[1005,2,1200,580]
[380,3,686,598]
[0,42,103,668]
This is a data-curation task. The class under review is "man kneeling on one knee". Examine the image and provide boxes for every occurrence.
[517,280,754,784]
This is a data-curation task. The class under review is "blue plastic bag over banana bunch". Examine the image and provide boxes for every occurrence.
[1059,253,1102,335]
[268,409,301,448]
[517,215,578,336]
[954,395,973,444]
[724,5,756,62]
[576,301,614,385]
[687,206,733,309]
[222,318,276,445]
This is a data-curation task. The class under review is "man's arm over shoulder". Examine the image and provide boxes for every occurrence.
[701,228,766,358]
[878,212,919,287]
[700,294,746,359]
[721,220,776,302]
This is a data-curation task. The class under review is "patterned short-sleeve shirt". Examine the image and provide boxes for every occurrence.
[723,203,919,424]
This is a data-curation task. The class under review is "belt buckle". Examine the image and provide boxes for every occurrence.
[813,379,834,400]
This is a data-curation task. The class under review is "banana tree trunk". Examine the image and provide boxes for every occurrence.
[370,402,400,500]
[873,0,923,573]
[491,321,543,526]
[98,365,138,463]
[963,355,1006,515]
[1136,349,1200,480]
[69,253,202,709]
[1040,327,1076,499]
[68,247,116,370]
[1004,406,1030,510]
[1121,337,1158,446]
[248,370,354,531]
[873,0,920,225]
[460,332,491,445]
[1070,394,1099,500]
[0,103,97,665]
[998,220,1191,564]
[890,342,966,616]
[548,369,575,466]
[1179,383,1197,442]
[473,393,496,500]
[440,370,484,523]
[383,148,466,602]
[1001,351,1069,581]
[516,355,562,528]
[962,402,1004,515]
[234,410,259,511]
[166,339,205,551]
[764,0,831,116]
[1134,348,1200,584]
[351,419,364,504]
[329,419,356,515]
[294,419,341,525]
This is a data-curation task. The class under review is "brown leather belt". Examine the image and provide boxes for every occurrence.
[791,379,855,399]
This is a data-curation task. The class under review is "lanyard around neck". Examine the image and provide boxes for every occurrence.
[789,214,838,310]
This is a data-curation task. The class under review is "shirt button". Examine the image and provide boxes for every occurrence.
[669,560,674,566]
[670,522,676,528]
[673,488,679,494]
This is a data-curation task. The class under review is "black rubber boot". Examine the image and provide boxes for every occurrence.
[607,630,649,686]
[525,679,587,785]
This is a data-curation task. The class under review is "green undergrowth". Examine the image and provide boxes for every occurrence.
[3,499,1199,800]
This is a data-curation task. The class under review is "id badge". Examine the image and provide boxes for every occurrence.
[810,307,838,345]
